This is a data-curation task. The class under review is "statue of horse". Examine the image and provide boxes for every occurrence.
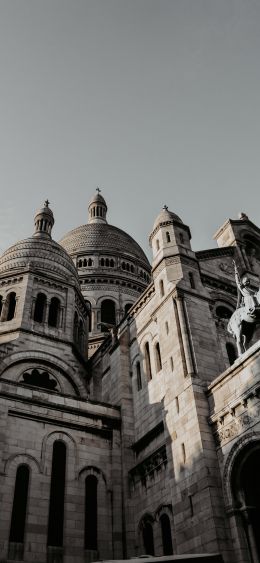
[227,288,260,356]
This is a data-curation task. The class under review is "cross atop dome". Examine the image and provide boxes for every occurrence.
[44,199,50,208]
[163,205,168,211]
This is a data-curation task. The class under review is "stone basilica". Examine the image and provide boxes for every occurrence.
[0,192,260,563]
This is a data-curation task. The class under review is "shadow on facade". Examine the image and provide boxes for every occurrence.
[206,342,260,563]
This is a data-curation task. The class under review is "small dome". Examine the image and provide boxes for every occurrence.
[152,206,183,231]
[88,189,108,225]
[33,199,54,239]
[88,191,107,207]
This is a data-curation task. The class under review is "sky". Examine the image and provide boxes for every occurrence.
[0,0,260,260]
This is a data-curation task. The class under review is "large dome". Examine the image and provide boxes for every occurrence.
[59,223,149,267]
[59,192,151,354]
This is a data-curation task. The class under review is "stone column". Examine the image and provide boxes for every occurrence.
[175,296,195,377]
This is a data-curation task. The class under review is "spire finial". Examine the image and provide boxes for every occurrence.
[163,204,168,211]
[96,187,101,194]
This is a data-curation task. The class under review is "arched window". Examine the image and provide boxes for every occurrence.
[85,301,92,332]
[179,233,184,244]
[83,259,87,267]
[126,263,130,271]
[47,441,66,548]
[101,299,116,327]
[110,259,114,267]
[159,279,165,297]
[0,295,2,318]
[189,272,195,289]
[143,521,154,556]
[6,292,16,321]
[33,293,47,323]
[48,297,60,328]
[131,265,135,273]
[78,259,82,268]
[136,361,142,391]
[105,258,109,267]
[100,258,105,267]
[226,342,237,365]
[122,262,126,270]
[124,303,132,315]
[144,342,152,381]
[155,342,162,372]
[156,239,160,251]
[9,464,30,555]
[160,514,173,555]
[166,231,171,243]
[85,475,98,550]
[88,258,93,267]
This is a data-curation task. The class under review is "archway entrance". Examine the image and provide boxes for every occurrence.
[232,442,260,562]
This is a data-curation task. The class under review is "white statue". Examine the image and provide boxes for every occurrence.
[227,261,260,356]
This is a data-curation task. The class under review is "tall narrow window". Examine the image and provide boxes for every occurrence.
[136,361,142,391]
[159,279,165,297]
[166,231,171,243]
[85,475,98,550]
[143,522,154,556]
[0,295,2,318]
[78,319,84,351]
[124,303,132,315]
[73,312,79,344]
[189,272,195,289]
[47,441,66,547]
[156,239,160,251]
[226,342,237,366]
[85,301,92,332]
[160,514,173,555]
[6,292,16,321]
[155,342,162,372]
[144,342,152,381]
[34,293,46,323]
[179,233,184,244]
[48,297,60,328]
[9,464,30,553]
[101,299,116,327]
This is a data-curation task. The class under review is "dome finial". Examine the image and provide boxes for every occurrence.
[163,204,168,211]
[88,190,108,224]
[33,200,54,239]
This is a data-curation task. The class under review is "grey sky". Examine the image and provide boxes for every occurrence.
[0,0,260,260]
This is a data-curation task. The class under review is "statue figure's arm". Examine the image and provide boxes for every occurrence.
[233,261,243,294]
